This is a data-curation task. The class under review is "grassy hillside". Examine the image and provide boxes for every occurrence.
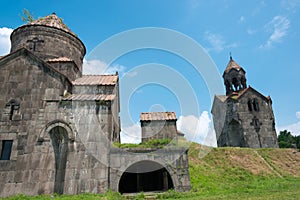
[184,143,300,199]
[3,143,300,200]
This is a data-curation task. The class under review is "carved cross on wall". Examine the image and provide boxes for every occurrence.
[250,116,262,132]
[26,37,44,51]
[5,99,20,120]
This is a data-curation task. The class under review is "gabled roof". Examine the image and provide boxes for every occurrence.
[46,57,80,73]
[223,57,245,75]
[228,86,272,102]
[62,94,115,101]
[73,75,118,86]
[28,13,75,36]
[214,95,227,102]
[0,47,72,85]
[140,112,177,121]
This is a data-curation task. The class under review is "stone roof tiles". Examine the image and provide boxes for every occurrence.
[63,94,115,101]
[140,112,177,121]
[47,57,73,62]
[73,75,118,86]
[228,86,271,102]
[28,13,74,35]
[224,57,245,74]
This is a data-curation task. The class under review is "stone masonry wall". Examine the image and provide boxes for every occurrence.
[236,90,278,148]
[141,121,178,142]
[211,96,227,141]
[0,53,111,197]
[109,148,191,192]
[10,26,85,74]
[214,89,278,148]
[0,53,66,196]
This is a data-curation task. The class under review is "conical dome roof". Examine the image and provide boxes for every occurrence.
[222,56,247,95]
[224,56,245,74]
[10,12,86,79]
[28,13,74,35]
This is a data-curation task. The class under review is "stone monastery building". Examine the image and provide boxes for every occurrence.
[212,56,278,148]
[0,13,190,197]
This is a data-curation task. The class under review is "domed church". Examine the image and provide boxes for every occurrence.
[0,13,190,197]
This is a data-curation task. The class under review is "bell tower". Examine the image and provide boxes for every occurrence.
[212,55,278,148]
[223,56,247,95]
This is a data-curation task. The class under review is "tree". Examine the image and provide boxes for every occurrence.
[295,135,300,149]
[278,130,299,149]
[20,9,35,23]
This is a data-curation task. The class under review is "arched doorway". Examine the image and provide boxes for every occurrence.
[227,119,244,147]
[118,160,174,194]
[49,126,68,194]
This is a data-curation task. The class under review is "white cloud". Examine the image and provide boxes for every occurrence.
[0,27,13,56]
[239,16,245,23]
[296,111,300,119]
[83,59,125,75]
[124,71,138,77]
[277,122,300,136]
[277,111,300,136]
[247,28,256,35]
[120,123,141,144]
[251,1,266,16]
[280,0,299,12]
[177,111,217,147]
[260,16,290,49]
[204,31,238,53]
[120,111,218,147]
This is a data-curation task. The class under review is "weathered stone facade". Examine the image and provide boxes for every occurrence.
[110,148,190,193]
[0,13,190,197]
[212,57,278,148]
[140,112,180,142]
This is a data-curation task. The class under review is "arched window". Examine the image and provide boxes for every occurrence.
[232,77,238,91]
[49,126,68,194]
[241,76,247,89]
[247,99,252,111]
[253,98,259,112]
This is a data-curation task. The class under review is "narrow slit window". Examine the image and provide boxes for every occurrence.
[9,105,15,120]
[247,99,252,111]
[0,140,13,160]
[253,98,260,112]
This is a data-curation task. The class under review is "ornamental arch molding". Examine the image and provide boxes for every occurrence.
[38,120,76,143]
[38,120,76,194]
[112,158,180,193]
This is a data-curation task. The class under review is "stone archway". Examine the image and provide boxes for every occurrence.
[118,160,174,194]
[227,119,244,147]
[48,126,69,194]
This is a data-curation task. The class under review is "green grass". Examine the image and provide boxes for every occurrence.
[2,190,124,200]
[2,143,300,200]
[113,138,174,149]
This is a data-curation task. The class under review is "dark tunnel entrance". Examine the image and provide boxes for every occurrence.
[118,160,174,194]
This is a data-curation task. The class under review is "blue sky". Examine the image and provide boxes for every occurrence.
[0,0,299,144]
